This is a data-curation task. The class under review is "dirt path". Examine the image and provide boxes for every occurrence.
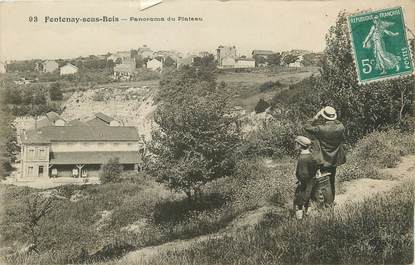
[111,155,415,264]
[335,155,415,207]
[117,205,276,264]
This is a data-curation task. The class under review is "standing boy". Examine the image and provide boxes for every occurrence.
[293,136,318,219]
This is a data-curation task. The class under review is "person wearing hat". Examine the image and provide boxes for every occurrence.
[293,135,318,219]
[305,106,346,203]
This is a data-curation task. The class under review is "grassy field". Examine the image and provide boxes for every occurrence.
[217,68,319,112]
[139,178,414,265]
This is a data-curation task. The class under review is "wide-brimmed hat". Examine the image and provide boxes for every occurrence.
[320,106,337,121]
[295,136,312,147]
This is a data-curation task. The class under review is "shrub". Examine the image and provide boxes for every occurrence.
[337,129,415,182]
[49,82,63,101]
[100,158,123,184]
[144,180,415,265]
[258,81,283,92]
[254,99,270,114]
[244,116,302,158]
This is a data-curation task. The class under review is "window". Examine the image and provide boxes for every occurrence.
[38,166,44,177]
[39,149,45,160]
[28,166,34,176]
[28,149,35,160]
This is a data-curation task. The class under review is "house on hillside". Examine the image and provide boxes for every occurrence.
[176,56,195,68]
[42,60,59,73]
[19,112,142,179]
[0,62,7,73]
[113,62,136,80]
[252,50,274,59]
[146,58,163,72]
[87,112,121,127]
[216,45,237,69]
[60,63,78,75]
[138,45,154,59]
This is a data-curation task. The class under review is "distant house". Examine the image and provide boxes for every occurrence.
[252,50,274,59]
[87,112,121,127]
[107,54,120,62]
[221,57,236,68]
[42,60,59,73]
[176,56,195,68]
[138,45,153,59]
[0,62,6,73]
[235,58,255,69]
[113,62,136,80]
[19,125,142,179]
[60,63,78,75]
[216,45,237,69]
[146,58,163,72]
[107,51,132,64]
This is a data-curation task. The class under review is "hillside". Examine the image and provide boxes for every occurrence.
[61,85,156,139]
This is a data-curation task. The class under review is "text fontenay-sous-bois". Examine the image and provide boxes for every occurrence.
[28,16,204,23]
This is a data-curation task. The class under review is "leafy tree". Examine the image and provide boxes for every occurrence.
[149,66,241,199]
[22,194,54,253]
[0,98,19,178]
[319,11,414,142]
[49,82,63,101]
[282,54,299,65]
[163,56,176,67]
[254,56,266,67]
[267,53,282,66]
[100,157,123,184]
[255,99,270,114]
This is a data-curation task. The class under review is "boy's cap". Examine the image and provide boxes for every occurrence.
[295,136,312,147]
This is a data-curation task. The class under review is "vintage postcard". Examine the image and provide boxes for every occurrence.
[0,1,414,265]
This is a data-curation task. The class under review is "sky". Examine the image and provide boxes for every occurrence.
[0,0,414,61]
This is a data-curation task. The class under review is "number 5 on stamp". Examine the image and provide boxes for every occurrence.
[348,7,414,84]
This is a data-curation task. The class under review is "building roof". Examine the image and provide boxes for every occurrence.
[61,63,79,69]
[42,60,58,66]
[66,119,88,126]
[252,50,274,56]
[50,151,140,164]
[95,112,114,123]
[36,112,64,128]
[237,57,255,61]
[22,126,139,144]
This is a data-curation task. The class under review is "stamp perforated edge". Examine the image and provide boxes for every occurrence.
[346,6,415,85]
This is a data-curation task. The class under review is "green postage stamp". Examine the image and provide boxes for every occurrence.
[348,7,414,84]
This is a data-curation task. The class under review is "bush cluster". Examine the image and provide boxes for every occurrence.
[142,180,415,265]
[337,129,415,182]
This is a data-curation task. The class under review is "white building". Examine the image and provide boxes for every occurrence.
[146,58,163,71]
[235,58,255,68]
[0,62,6,73]
[60,63,78,75]
[42,60,59,73]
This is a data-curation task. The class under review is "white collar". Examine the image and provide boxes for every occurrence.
[300,150,311,155]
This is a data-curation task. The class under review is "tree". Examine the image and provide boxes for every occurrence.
[100,157,123,184]
[49,82,63,101]
[163,56,176,68]
[149,66,241,199]
[267,53,282,66]
[319,11,414,142]
[255,99,270,114]
[254,56,266,67]
[0,97,19,178]
[22,194,54,253]
[282,54,299,65]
